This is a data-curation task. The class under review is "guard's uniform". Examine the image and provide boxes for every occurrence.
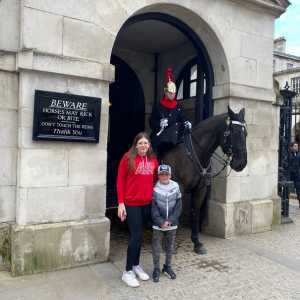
[150,68,191,157]
[150,100,186,155]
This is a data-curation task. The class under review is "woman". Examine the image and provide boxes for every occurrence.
[117,132,158,287]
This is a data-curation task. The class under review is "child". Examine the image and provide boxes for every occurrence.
[151,164,182,282]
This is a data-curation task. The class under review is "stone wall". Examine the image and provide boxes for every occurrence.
[0,0,19,225]
[0,0,20,271]
[16,69,110,225]
[3,0,115,275]
[11,54,112,274]
[0,0,19,52]
[0,70,17,224]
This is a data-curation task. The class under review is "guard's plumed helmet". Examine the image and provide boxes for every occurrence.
[164,68,176,94]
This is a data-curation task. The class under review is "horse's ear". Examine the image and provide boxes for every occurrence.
[227,105,235,120]
[239,108,245,121]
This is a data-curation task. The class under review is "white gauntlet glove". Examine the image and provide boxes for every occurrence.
[160,118,168,128]
[184,121,192,130]
[157,118,169,136]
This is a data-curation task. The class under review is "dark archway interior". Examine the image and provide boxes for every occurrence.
[106,55,145,208]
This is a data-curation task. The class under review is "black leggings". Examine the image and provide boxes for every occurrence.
[125,204,151,271]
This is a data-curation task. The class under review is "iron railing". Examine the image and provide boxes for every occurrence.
[278,83,297,223]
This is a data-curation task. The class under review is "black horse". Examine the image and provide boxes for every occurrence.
[161,106,247,254]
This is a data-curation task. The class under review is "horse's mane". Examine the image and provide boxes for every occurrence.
[192,113,227,135]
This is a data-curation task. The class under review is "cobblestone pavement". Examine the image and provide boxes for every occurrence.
[1,200,300,300]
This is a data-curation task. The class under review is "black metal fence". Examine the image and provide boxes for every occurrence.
[278,84,297,223]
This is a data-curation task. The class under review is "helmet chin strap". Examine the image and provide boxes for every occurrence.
[165,92,175,101]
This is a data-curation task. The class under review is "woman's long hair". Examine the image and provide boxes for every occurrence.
[128,132,156,171]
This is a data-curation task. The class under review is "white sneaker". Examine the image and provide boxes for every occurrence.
[122,271,140,288]
[133,265,150,281]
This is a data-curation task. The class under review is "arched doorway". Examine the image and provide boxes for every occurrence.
[106,12,214,214]
[116,13,214,122]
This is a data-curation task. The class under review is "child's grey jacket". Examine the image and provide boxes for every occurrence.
[152,180,182,228]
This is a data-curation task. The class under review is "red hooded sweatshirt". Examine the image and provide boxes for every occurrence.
[117,153,158,206]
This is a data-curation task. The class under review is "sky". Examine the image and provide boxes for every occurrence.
[275,0,300,56]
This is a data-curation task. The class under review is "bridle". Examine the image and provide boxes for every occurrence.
[184,118,247,184]
[222,119,247,159]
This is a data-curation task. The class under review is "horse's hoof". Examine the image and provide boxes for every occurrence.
[194,245,207,255]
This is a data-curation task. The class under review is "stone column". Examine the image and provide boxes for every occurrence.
[0,0,19,270]
[205,75,281,238]
[9,2,115,275]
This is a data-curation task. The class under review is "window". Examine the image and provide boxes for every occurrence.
[287,63,294,69]
[291,77,300,94]
[176,58,207,100]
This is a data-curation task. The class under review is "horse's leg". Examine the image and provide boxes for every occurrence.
[190,184,207,255]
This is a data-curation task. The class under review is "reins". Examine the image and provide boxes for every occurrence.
[184,132,230,186]
[183,118,247,184]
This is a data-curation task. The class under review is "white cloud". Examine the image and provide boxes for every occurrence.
[275,0,300,56]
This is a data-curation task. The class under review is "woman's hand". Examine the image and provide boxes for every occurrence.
[118,203,127,222]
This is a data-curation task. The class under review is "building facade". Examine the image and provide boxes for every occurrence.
[273,36,300,97]
[273,37,300,140]
[0,0,289,275]
[274,37,300,73]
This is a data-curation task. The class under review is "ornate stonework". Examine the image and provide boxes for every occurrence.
[269,0,290,9]
[232,0,290,16]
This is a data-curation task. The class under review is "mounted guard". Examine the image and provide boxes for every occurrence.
[150,68,192,158]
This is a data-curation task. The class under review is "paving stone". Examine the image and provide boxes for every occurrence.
[1,200,300,299]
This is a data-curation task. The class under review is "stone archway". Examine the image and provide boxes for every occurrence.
[107,2,230,87]
[106,3,230,234]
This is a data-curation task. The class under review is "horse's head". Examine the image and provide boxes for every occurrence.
[221,106,247,172]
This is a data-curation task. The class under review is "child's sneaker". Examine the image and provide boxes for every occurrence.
[122,271,140,287]
[152,268,160,283]
[162,264,176,279]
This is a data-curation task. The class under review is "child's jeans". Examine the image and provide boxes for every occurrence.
[152,228,176,269]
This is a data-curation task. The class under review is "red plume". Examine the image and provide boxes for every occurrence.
[165,68,175,84]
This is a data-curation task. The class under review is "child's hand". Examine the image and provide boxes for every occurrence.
[161,221,170,228]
